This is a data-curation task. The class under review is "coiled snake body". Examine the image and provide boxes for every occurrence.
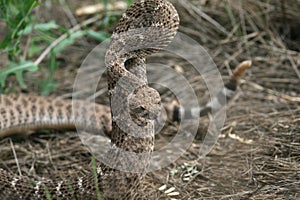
[0,0,251,199]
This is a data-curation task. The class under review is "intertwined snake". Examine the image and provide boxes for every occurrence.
[0,0,251,199]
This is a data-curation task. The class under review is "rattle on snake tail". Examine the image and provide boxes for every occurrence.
[0,0,251,199]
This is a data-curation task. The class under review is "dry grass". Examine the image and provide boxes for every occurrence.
[0,0,299,199]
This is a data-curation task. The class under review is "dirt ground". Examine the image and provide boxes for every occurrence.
[0,0,299,199]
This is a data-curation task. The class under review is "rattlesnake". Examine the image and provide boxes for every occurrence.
[0,0,251,199]
[0,60,250,139]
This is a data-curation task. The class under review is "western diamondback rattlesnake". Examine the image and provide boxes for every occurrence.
[0,0,251,199]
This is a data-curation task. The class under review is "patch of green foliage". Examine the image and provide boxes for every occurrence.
[0,0,129,95]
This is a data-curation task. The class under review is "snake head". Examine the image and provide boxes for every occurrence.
[128,85,161,125]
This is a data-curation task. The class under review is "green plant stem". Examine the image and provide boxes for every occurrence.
[11,1,39,54]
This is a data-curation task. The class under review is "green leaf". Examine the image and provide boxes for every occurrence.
[0,0,40,58]
[126,0,134,5]
[44,186,52,200]
[18,21,59,35]
[0,59,39,88]
[39,52,59,95]
[52,31,85,54]
[86,30,109,41]
[28,44,44,57]
[91,157,102,200]
[39,79,58,96]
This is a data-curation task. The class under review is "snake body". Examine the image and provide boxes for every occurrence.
[0,0,251,199]
[0,95,112,138]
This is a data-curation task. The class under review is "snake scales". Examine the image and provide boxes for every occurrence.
[0,0,251,199]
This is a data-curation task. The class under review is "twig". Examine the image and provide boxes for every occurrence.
[59,0,78,26]
[9,138,22,176]
[190,4,229,35]
[248,81,300,103]
[75,1,127,16]
[288,55,300,79]
[177,0,229,37]
[34,14,103,66]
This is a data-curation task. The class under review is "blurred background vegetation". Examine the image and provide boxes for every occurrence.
[0,0,132,95]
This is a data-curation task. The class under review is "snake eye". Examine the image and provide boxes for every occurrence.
[131,106,147,115]
[140,106,146,111]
